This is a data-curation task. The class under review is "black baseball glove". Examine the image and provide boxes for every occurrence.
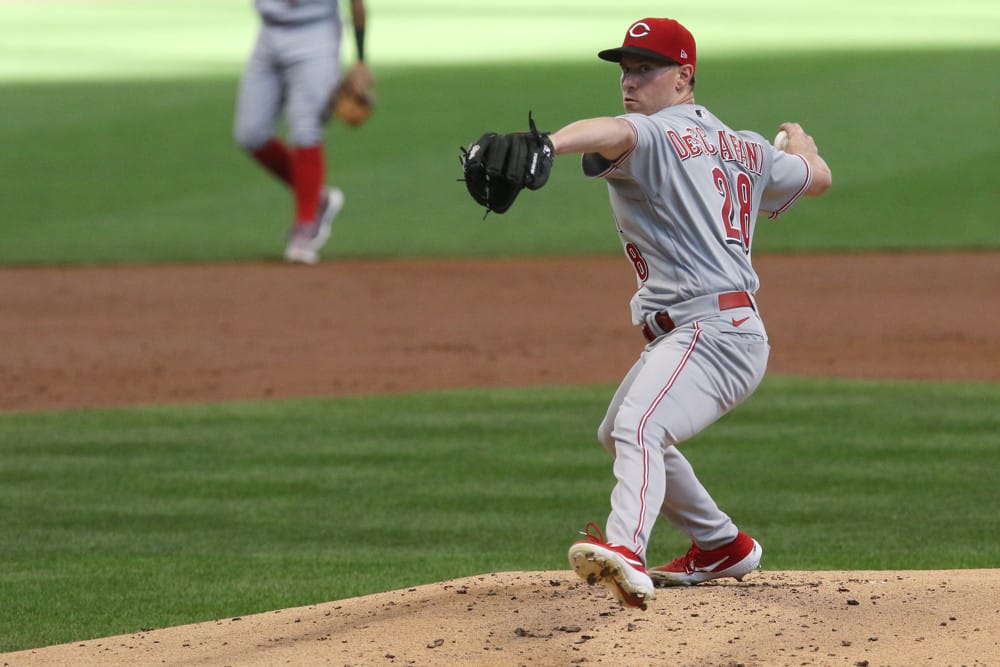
[460,113,555,215]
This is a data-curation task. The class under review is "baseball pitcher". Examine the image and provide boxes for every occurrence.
[461,17,832,609]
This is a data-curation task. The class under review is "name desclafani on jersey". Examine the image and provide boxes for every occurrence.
[667,128,764,175]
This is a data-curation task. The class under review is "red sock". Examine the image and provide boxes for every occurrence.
[250,138,293,186]
[291,145,325,226]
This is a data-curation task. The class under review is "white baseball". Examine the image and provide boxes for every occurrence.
[773,130,789,151]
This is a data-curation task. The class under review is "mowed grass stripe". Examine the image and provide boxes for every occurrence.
[1,378,997,650]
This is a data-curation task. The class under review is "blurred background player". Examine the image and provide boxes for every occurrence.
[234,0,368,264]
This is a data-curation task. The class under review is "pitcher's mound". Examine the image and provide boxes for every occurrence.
[5,569,997,666]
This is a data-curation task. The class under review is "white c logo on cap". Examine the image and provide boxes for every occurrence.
[629,22,651,38]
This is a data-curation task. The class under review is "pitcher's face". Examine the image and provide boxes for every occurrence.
[619,55,689,115]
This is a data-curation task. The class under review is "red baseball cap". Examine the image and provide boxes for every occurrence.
[598,18,696,72]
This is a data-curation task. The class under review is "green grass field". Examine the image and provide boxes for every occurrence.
[0,2,998,263]
[3,52,998,263]
[1,0,998,653]
[2,380,998,650]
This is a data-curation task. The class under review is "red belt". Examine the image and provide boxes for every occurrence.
[641,291,753,342]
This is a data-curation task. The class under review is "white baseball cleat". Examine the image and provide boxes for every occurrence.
[568,522,655,610]
[284,186,345,264]
[649,531,762,587]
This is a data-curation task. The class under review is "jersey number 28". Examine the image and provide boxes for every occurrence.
[713,167,753,254]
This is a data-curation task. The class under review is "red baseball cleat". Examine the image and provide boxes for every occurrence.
[568,522,655,609]
[649,531,762,587]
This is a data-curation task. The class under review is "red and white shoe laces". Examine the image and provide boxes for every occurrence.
[567,522,655,609]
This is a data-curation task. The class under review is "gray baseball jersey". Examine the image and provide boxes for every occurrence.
[584,104,812,325]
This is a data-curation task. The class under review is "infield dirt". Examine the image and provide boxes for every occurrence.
[1,252,998,666]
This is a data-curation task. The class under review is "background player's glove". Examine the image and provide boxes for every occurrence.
[460,113,554,215]
[327,63,374,127]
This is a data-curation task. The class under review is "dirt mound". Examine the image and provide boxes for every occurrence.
[4,569,997,666]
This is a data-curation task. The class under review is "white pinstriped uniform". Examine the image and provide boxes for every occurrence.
[585,103,812,559]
